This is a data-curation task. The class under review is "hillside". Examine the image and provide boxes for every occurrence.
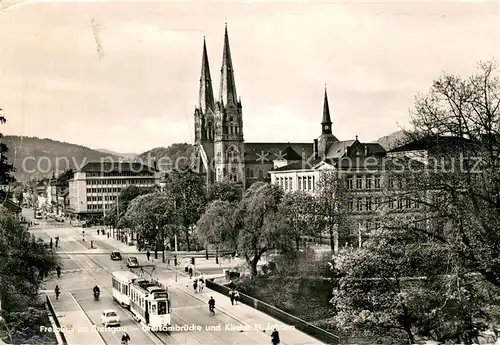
[135,143,195,172]
[96,149,137,160]
[377,130,408,150]
[3,136,122,181]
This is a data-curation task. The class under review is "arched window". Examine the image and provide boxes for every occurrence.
[227,146,239,162]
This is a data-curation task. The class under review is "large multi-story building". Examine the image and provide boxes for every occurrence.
[67,162,159,219]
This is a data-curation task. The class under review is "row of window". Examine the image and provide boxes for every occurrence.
[87,179,154,185]
[87,204,113,210]
[346,176,382,190]
[87,195,117,202]
[346,197,420,212]
[112,277,128,296]
[277,176,315,192]
[86,186,151,194]
[87,171,154,177]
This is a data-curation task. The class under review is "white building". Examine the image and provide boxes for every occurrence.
[68,161,160,219]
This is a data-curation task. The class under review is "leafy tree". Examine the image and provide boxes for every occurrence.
[196,200,238,262]
[315,170,351,251]
[0,109,15,186]
[164,170,206,251]
[276,191,321,251]
[385,61,500,290]
[331,223,491,344]
[0,207,58,343]
[233,182,286,277]
[124,192,175,262]
[104,185,153,228]
[207,181,243,203]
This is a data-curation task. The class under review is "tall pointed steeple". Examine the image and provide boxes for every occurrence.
[219,24,238,106]
[322,87,332,135]
[199,37,215,114]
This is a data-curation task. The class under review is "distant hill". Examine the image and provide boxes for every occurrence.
[96,149,137,160]
[135,143,195,173]
[377,130,408,150]
[3,136,122,182]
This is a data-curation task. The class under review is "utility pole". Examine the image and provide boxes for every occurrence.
[174,234,178,282]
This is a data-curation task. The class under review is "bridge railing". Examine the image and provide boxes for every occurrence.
[205,279,341,344]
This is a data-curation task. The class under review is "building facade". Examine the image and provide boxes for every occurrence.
[67,162,159,219]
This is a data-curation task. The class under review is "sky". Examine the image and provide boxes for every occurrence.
[1,0,499,154]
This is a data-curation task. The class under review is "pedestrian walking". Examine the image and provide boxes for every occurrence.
[146,250,151,261]
[56,266,61,278]
[49,238,53,250]
[54,285,60,300]
[234,290,240,305]
[198,279,204,293]
[188,266,193,279]
[271,328,280,345]
[193,279,198,293]
[121,332,130,345]
[229,289,235,305]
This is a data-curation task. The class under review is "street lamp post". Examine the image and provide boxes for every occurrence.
[174,234,178,282]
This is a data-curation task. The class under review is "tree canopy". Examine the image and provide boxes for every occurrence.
[164,170,206,251]
[207,181,243,203]
[124,192,175,258]
[196,200,237,252]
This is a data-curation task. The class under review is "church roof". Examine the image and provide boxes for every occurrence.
[325,140,356,158]
[271,159,322,172]
[219,24,238,106]
[244,143,313,163]
[198,38,215,114]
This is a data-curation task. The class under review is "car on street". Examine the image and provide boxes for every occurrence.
[110,251,122,260]
[126,256,139,268]
[100,309,120,327]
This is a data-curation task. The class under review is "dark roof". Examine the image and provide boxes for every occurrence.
[280,146,303,160]
[390,136,474,153]
[271,159,322,172]
[244,143,313,163]
[79,162,157,173]
[364,143,386,155]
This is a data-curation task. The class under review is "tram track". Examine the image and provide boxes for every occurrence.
[47,235,168,345]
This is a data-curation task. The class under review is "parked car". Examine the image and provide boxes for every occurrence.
[110,252,122,260]
[100,309,120,327]
[126,257,139,268]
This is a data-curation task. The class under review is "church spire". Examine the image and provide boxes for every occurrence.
[198,37,214,113]
[219,24,238,106]
[322,87,332,134]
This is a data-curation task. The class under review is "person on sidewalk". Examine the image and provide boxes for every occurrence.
[49,238,53,250]
[54,285,60,300]
[271,328,280,345]
[229,289,235,305]
[193,279,198,293]
[198,279,204,293]
[56,266,61,278]
[146,250,151,261]
[188,266,193,279]
[234,290,240,305]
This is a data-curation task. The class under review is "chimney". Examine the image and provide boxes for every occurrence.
[313,139,319,159]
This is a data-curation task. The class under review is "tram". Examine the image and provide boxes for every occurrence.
[111,271,139,308]
[129,278,171,331]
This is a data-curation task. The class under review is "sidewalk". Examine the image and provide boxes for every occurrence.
[160,268,326,345]
[46,291,106,345]
[78,227,247,273]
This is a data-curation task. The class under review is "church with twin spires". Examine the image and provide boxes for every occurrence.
[192,25,385,189]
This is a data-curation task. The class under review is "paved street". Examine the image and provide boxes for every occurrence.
[24,209,325,345]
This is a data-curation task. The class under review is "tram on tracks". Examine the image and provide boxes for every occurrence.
[112,271,139,308]
[112,270,171,331]
[129,278,171,330]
